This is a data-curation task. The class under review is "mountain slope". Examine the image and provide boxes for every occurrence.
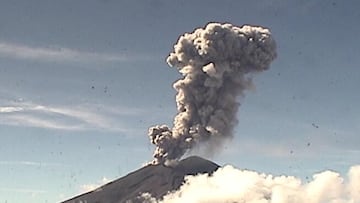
[62,156,219,203]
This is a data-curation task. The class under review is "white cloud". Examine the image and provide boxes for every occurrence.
[0,41,151,63]
[144,164,360,203]
[5,114,85,131]
[0,100,141,132]
[0,161,65,167]
[79,177,111,193]
[0,106,24,113]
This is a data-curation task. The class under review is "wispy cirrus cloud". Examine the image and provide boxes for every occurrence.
[0,100,143,132]
[0,41,152,63]
[0,106,24,113]
[0,161,65,167]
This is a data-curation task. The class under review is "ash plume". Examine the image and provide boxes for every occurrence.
[148,23,277,164]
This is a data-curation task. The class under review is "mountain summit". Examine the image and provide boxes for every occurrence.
[62,156,220,203]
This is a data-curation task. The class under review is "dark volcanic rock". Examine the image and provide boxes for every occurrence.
[62,156,219,203]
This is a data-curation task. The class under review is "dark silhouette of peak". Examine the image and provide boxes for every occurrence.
[62,156,219,203]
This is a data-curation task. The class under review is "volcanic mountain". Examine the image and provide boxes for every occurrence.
[62,156,220,203]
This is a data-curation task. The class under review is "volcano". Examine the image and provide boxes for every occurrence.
[62,156,220,203]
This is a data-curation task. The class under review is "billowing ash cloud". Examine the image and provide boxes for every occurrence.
[148,23,277,164]
[141,165,360,203]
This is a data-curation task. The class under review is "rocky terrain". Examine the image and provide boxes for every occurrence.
[62,156,219,203]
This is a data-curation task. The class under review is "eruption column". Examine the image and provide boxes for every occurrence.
[148,23,277,164]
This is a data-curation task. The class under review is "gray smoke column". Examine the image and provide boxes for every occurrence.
[148,22,277,164]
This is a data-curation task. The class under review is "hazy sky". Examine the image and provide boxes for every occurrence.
[0,0,359,202]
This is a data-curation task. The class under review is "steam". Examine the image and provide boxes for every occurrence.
[141,165,360,203]
[148,23,277,164]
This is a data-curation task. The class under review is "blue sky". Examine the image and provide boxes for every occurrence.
[0,0,359,202]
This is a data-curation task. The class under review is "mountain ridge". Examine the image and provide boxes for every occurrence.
[62,156,220,203]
